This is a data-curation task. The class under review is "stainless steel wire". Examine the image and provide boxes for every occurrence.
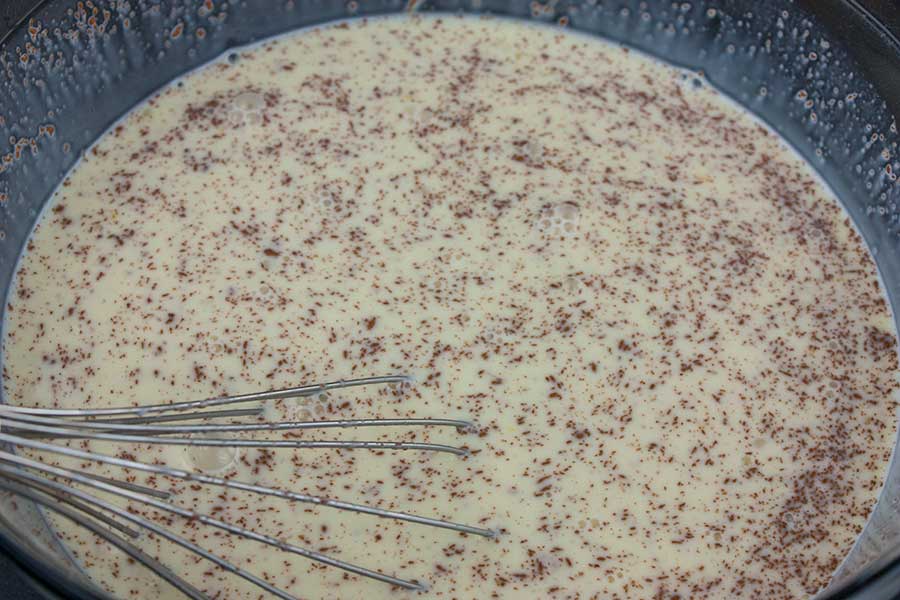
[0,375,496,598]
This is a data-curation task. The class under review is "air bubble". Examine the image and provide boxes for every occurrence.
[258,285,277,301]
[557,203,579,220]
[227,91,266,127]
[265,395,314,422]
[483,329,498,343]
[564,276,582,292]
[536,202,581,238]
[444,247,466,269]
[507,137,544,164]
[182,439,239,474]
[314,185,341,215]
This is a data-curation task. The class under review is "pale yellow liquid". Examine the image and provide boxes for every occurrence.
[3,15,898,600]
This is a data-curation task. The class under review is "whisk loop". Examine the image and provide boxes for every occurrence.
[0,375,496,599]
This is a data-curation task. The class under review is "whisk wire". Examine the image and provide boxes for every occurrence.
[0,476,210,600]
[0,375,495,597]
[0,461,300,599]
[0,453,426,592]
[0,375,411,417]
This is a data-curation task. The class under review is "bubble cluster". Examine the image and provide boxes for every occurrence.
[262,395,314,422]
[442,246,467,270]
[313,183,342,217]
[782,510,811,533]
[480,327,509,346]
[310,391,331,417]
[227,91,266,127]
[182,439,239,474]
[536,202,581,237]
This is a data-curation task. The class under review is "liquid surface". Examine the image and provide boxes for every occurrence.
[4,15,899,600]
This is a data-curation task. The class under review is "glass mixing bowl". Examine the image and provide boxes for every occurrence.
[0,0,898,598]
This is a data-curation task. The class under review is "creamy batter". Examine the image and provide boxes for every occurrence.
[3,15,899,600]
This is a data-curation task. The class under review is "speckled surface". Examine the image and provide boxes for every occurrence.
[3,14,899,600]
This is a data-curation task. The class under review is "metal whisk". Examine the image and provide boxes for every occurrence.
[0,375,495,599]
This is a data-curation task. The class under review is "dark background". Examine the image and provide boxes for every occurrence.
[0,0,898,599]
[2,0,83,595]
[1,0,37,39]
[1,1,66,594]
